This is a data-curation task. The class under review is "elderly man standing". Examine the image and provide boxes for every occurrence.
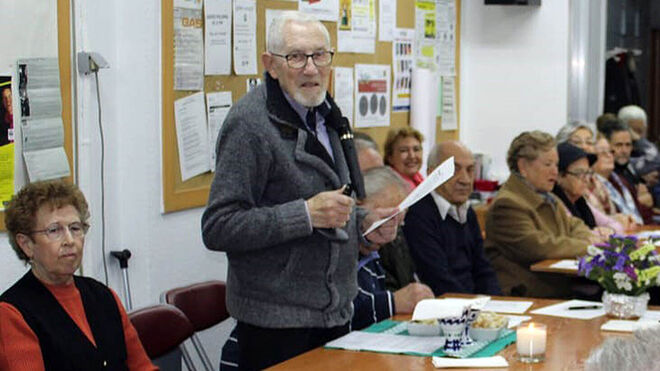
[202,11,400,370]
[403,141,501,296]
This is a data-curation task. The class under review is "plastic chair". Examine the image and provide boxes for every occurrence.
[129,304,196,371]
[163,280,229,371]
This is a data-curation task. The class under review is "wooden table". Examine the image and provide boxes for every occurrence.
[270,294,638,370]
[530,259,578,275]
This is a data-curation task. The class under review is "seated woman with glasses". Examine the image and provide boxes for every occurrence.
[0,180,156,370]
[553,142,623,234]
[484,131,606,298]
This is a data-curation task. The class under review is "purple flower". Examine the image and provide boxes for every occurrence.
[624,266,637,281]
[613,255,627,271]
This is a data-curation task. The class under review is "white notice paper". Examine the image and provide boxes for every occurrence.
[435,0,456,76]
[206,91,232,170]
[333,67,354,125]
[174,92,211,181]
[325,331,442,355]
[531,300,605,320]
[483,300,534,314]
[337,0,376,54]
[354,64,390,128]
[21,117,64,152]
[549,259,579,270]
[204,0,232,75]
[23,147,70,181]
[440,76,457,130]
[299,0,338,22]
[233,0,257,75]
[392,28,415,111]
[174,6,204,90]
[378,0,396,42]
[364,156,454,236]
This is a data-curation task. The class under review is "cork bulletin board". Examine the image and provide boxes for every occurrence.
[162,0,461,213]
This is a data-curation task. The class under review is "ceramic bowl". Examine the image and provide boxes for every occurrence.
[468,326,504,342]
[407,321,442,336]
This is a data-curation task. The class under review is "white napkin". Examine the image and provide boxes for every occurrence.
[412,299,473,321]
[432,356,509,368]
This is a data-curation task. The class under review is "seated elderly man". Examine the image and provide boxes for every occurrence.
[352,166,434,330]
[618,105,660,187]
[403,141,501,296]
[355,137,384,171]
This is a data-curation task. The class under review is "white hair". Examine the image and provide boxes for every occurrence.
[267,11,331,54]
[555,120,596,144]
[585,326,660,371]
[363,166,410,200]
[618,105,648,127]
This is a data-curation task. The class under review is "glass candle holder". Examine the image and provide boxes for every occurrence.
[516,322,546,363]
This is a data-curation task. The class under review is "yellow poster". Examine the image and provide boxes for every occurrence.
[339,0,352,30]
[0,142,14,210]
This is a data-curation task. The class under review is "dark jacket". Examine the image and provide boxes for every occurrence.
[403,194,501,296]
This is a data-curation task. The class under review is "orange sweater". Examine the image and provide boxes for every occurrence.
[0,279,157,371]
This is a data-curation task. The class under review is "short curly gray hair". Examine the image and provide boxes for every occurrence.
[507,131,556,173]
[555,120,595,144]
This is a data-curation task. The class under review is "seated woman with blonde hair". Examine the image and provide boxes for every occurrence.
[383,127,424,189]
[485,131,605,298]
[0,180,156,370]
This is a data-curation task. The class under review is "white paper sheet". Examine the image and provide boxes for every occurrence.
[233,0,257,75]
[640,310,660,321]
[354,64,390,128]
[392,28,414,112]
[17,58,70,182]
[483,300,534,314]
[414,0,437,68]
[531,300,605,320]
[337,0,376,54]
[412,298,486,321]
[174,92,211,181]
[364,156,454,235]
[333,67,354,125]
[23,147,70,181]
[440,76,457,130]
[378,0,396,42]
[549,259,579,270]
[174,6,204,90]
[20,117,64,152]
[435,0,456,76]
[325,331,443,354]
[206,91,232,170]
[505,315,532,329]
[432,356,509,368]
[204,0,232,75]
[600,320,660,333]
[299,0,338,22]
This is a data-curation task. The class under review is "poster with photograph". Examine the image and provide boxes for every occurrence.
[354,64,390,128]
[0,77,14,146]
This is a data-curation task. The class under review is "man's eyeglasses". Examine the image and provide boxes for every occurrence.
[566,170,593,179]
[29,222,89,241]
[270,50,334,69]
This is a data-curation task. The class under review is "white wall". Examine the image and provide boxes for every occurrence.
[459,1,570,181]
[1,0,575,368]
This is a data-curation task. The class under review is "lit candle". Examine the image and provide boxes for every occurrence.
[516,322,546,363]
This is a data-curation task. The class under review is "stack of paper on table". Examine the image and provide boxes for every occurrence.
[549,259,578,270]
[412,297,490,320]
[432,356,508,368]
[325,331,442,354]
[601,310,660,332]
[530,300,605,319]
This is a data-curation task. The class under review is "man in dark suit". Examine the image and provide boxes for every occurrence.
[403,141,501,296]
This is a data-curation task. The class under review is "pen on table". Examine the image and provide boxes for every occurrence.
[567,305,602,310]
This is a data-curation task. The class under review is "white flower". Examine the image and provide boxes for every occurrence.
[587,245,603,256]
[614,272,633,292]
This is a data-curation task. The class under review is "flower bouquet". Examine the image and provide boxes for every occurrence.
[578,235,660,318]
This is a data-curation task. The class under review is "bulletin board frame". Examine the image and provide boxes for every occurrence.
[0,0,74,229]
[162,0,461,213]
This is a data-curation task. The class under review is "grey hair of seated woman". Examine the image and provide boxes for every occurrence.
[584,326,660,371]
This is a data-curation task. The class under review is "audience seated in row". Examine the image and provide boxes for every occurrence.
[484,131,602,298]
[403,141,501,296]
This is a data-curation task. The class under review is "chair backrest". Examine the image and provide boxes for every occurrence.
[128,304,194,359]
[163,280,229,332]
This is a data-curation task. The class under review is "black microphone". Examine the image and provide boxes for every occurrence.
[336,116,366,200]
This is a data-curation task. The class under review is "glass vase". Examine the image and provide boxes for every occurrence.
[602,291,650,319]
